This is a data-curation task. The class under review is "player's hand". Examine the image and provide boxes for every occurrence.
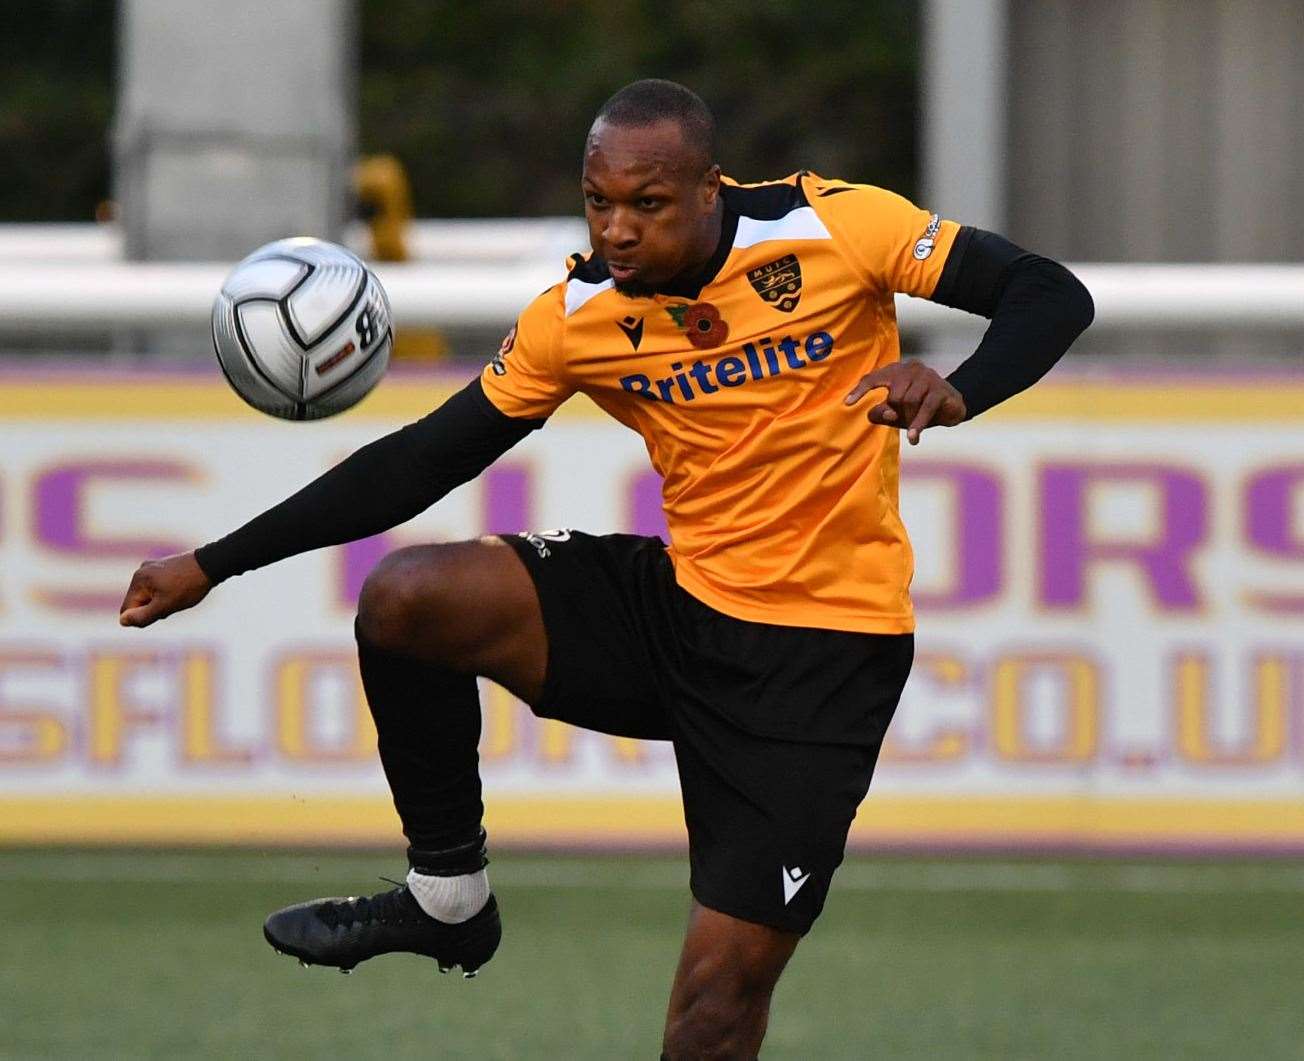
[844,362,966,445]
[119,551,213,628]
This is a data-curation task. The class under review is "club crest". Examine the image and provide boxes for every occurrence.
[747,253,802,313]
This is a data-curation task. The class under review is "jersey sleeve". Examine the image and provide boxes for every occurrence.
[479,282,573,420]
[803,173,962,299]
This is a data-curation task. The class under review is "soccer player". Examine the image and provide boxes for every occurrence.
[119,79,1092,1058]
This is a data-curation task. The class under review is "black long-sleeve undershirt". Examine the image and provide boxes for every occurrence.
[195,228,1092,585]
[930,226,1095,419]
[193,379,541,584]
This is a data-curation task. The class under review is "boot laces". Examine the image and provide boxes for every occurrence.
[316,879,413,929]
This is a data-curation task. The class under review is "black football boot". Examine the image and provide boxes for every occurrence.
[263,832,499,978]
[263,884,500,978]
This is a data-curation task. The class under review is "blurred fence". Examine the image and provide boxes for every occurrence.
[3,260,1304,334]
[2,224,1303,337]
[1,364,1302,851]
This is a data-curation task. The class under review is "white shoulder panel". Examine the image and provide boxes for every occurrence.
[733,207,832,250]
[564,276,614,317]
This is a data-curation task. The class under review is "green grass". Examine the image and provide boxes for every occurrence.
[3,851,1304,1059]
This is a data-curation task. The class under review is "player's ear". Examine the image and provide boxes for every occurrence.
[701,164,721,207]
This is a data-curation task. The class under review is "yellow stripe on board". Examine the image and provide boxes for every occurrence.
[2,378,1302,423]
[989,381,1304,422]
[0,380,465,421]
[6,796,1304,847]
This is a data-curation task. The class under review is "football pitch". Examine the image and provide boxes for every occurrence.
[4,850,1303,1059]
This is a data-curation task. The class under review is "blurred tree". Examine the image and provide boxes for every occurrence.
[0,0,918,221]
[361,0,920,216]
[0,1,115,220]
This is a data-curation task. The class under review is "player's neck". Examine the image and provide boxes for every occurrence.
[650,198,730,300]
[682,198,726,280]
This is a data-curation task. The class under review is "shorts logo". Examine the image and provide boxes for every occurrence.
[490,323,517,376]
[913,214,941,261]
[747,253,802,313]
[518,528,571,558]
[782,865,812,905]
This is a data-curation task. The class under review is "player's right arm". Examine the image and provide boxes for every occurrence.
[809,176,1092,442]
[120,285,571,628]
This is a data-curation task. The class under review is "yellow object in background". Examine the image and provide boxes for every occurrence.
[353,154,450,360]
[353,154,412,262]
[391,328,451,361]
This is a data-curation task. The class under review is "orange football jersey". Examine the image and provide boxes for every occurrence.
[480,172,960,634]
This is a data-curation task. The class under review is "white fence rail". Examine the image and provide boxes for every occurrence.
[0,261,563,331]
[0,219,587,265]
[1,222,1302,332]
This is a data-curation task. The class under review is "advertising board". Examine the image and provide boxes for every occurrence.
[2,366,1302,850]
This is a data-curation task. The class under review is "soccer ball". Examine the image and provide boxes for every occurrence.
[211,237,392,420]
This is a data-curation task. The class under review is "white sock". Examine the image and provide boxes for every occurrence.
[406,867,490,924]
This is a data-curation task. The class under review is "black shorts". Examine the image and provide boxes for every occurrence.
[502,529,913,934]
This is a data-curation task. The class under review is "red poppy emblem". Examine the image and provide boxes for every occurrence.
[683,302,729,349]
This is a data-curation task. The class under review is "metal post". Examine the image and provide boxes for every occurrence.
[921,0,1007,232]
[114,0,355,263]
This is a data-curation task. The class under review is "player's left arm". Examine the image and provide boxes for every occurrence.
[845,226,1094,443]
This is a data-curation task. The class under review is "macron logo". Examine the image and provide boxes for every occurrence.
[782,866,812,906]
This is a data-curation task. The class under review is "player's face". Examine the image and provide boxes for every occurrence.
[582,118,721,296]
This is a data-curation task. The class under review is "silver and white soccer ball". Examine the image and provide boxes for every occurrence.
[211,237,392,420]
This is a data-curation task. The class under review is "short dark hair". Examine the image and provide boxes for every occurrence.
[592,79,716,173]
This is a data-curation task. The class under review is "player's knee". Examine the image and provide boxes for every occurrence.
[356,545,455,652]
[664,954,773,1058]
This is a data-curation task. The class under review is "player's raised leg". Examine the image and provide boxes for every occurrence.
[262,536,546,977]
[661,903,800,1060]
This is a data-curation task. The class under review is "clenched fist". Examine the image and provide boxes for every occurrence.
[119,552,213,628]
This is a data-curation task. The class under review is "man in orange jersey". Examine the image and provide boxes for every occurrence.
[120,80,1092,1058]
